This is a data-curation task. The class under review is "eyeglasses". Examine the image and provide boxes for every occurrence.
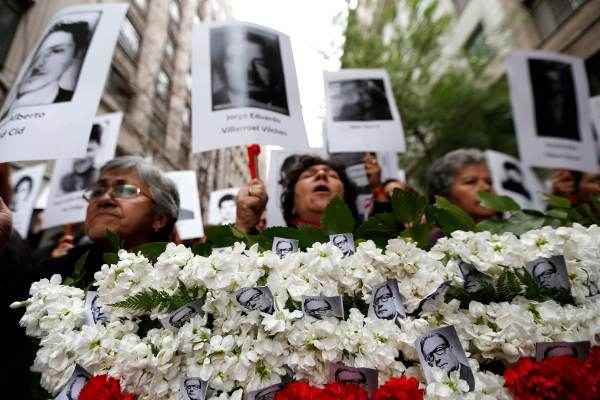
[82,184,147,203]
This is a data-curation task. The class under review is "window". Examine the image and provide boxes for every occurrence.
[525,0,586,39]
[105,67,133,110]
[118,17,141,61]
[169,1,180,22]
[0,0,33,68]
[155,70,171,103]
[464,24,494,60]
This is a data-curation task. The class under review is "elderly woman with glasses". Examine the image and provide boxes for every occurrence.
[36,156,180,287]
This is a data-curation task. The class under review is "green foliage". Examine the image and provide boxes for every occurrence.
[130,242,169,263]
[63,251,90,288]
[341,0,516,188]
[391,188,427,224]
[496,269,523,302]
[105,230,122,253]
[429,196,476,234]
[112,280,206,313]
[478,192,520,212]
[355,212,402,247]
[321,196,356,234]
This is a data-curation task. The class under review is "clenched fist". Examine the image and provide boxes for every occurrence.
[235,179,268,233]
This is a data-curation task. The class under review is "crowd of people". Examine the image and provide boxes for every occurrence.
[1,149,599,394]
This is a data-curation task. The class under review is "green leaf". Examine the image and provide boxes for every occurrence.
[544,194,572,209]
[477,192,520,212]
[103,252,119,265]
[401,223,433,249]
[130,242,168,263]
[105,230,122,253]
[112,283,206,313]
[496,270,522,302]
[545,209,569,221]
[391,188,427,223]
[191,242,213,257]
[205,225,242,248]
[321,196,355,234]
[355,212,403,247]
[430,196,476,235]
[63,250,90,288]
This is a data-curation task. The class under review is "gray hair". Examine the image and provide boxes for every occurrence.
[100,156,180,221]
[426,149,486,200]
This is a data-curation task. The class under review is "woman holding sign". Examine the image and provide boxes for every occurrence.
[235,155,358,232]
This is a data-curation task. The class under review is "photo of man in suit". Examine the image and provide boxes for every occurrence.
[60,123,102,193]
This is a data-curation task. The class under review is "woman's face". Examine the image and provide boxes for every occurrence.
[85,169,166,247]
[19,31,76,95]
[293,164,344,220]
[578,173,600,203]
[448,163,495,220]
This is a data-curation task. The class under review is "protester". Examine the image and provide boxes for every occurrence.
[550,169,579,204]
[0,165,36,393]
[235,155,357,232]
[426,149,495,222]
[364,152,408,214]
[577,172,600,204]
[36,156,180,287]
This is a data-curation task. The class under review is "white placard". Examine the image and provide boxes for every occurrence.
[505,51,598,172]
[266,149,327,227]
[590,96,600,160]
[0,4,128,162]
[376,151,402,182]
[486,150,545,210]
[208,187,240,225]
[192,21,308,152]
[165,170,204,240]
[324,69,405,153]
[9,164,45,238]
[42,112,122,229]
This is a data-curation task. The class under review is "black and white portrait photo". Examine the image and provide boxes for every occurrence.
[328,363,378,394]
[526,255,571,291]
[55,365,90,400]
[302,295,344,320]
[582,268,600,297]
[181,377,208,400]
[410,282,450,317]
[210,25,288,115]
[272,237,299,258]
[369,280,406,321]
[328,79,393,122]
[458,261,494,294]
[529,59,580,141]
[165,170,204,240]
[60,123,102,194]
[84,291,107,325]
[329,233,355,257]
[0,12,100,122]
[416,326,475,392]
[245,383,284,400]
[161,300,204,329]
[535,341,590,361]
[10,175,34,212]
[500,161,531,200]
[208,188,240,225]
[235,286,275,315]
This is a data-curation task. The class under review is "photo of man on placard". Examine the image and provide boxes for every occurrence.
[458,261,495,294]
[60,123,102,193]
[529,59,580,141]
[89,293,107,324]
[182,377,207,400]
[235,286,275,314]
[330,233,355,257]
[526,255,571,291]
[302,296,344,320]
[417,326,475,391]
[217,193,236,224]
[210,25,288,115]
[370,280,406,321]
[272,237,298,258]
[500,161,532,200]
[10,175,33,212]
[0,12,100,121]
[329,79,393,122]
[535,341,590,361]
[328,363,378,394]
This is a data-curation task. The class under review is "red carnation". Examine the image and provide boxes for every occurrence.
[373,377,424,400]
[79,375,135,400]
[318,383,368,400]
[275,381,322,400]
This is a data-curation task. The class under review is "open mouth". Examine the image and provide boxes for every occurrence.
[313,184,330,193]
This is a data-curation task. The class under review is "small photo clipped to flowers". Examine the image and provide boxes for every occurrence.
[302,295,344,320]
[328,363,378,395]
[235,286,275,315]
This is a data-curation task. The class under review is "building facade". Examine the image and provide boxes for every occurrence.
[0,0,249,223]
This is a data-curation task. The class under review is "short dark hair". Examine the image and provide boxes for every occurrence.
[13,175,33,193]
[89,124,102,145]
[279,155,358,227]
[218,193,235,208]
[503,161,522,174]
[419,332,450,358]
[236,287,260,304]
[48,21,92,56]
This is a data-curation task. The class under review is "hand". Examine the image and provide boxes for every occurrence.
[51,233,75,259]
[363,153,382,189]
[235,179,268,233]
[0,196,12,248]
[551,169,575,197]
